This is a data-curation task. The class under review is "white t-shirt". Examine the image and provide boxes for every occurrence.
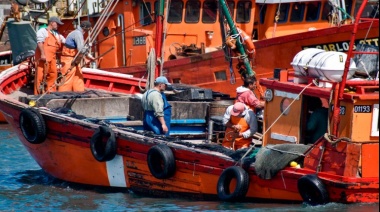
[36,28,66,44]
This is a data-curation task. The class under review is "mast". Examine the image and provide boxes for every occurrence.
[218,0,254,76]
[155,0,165,77]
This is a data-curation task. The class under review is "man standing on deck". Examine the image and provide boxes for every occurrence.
[141,76,172,136]
[34,16,65,95]
[222,102,257,150]
[236,76,264,112]
[58,21,95,92]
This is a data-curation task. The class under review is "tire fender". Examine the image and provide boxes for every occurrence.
[217,166,250,201]
[90,126,117,162]
[297,174,329,205]
[147,144,176,179]
[19,108,47,144]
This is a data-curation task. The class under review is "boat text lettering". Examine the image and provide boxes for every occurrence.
[354,105,372,113]
[331,105,346,115]
[133,36,146,46]
[302,38,378,52]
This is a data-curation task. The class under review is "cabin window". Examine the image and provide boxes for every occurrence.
[258,4,267,24]
[321,2,333,20]
[280,98,291,115]
[185,0,201,23]
[306,2,320,21]
[168,0,184,23]
[214,70,227,81]
[290,3,305,22]
[173,78,181,83]
[276,3,290,23]
[140,2,153,25]
[202,0,218,23]
[356,0,379,18]
[371,104,379,137]
[236,1,251,23]
[227,1,235,19]
[219,1,235,23]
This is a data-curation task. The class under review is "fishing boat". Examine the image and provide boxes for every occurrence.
[2,0,378,100]
[0,0,378,205]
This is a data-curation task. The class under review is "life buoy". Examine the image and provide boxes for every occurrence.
[297,174,329,205]
[237,27,256,59]
[19,108,47,144]
[147,144,176,179]
[217,166,249,201]
[90,126,117,162]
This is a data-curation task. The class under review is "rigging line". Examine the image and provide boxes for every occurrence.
[363,3,379,41]
[142,0,153,18]
[62,0,88,34]
[235,82,313,166]
[272,0,282,38]
[88,0,118,44]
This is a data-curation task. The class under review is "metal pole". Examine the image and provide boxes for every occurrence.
[219,0,254,76]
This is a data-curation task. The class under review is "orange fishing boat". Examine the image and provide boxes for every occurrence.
[3,0,378,100]
[0,0,378,205]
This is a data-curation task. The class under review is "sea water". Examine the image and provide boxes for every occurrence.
[0,124,378,211]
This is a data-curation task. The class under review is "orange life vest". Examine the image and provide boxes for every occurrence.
[222,114,251,150]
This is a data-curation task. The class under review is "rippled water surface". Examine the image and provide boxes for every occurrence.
[0,124,378,211]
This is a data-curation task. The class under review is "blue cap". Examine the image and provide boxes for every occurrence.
[155,76,171,85]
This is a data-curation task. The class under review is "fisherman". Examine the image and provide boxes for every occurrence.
[58,21,95,92]
[34,16,65,95]
[141,76,172,136]
[236,76,264,112]
[222,102,257,150]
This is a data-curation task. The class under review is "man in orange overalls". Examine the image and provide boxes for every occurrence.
[222,102,258,150]
[34,16,65,95]
[58,21,94,92]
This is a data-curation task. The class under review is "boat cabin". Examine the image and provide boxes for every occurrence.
[260,68,379,178]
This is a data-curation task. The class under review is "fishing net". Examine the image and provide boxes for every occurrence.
[254,144,311,179]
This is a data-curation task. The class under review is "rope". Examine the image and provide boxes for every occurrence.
[139,48,156,92]
[363,2,379,40]
[235,82,313,165]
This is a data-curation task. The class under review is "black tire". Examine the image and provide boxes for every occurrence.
[90,126,117,162]
[217,166,250,201]
[297,174,329,205]
[19,108,47,144]
[147,144,176,179]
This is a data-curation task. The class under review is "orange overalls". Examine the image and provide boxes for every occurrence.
[58,46,85,92]
[222,115,251,150]
[34,30,62,95]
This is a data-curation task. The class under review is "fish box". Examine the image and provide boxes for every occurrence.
[171,88,213,101]
[306,51,357,82]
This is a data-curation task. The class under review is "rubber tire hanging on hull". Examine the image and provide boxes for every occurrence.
[217,166,249,201]
[90,126,117,162]
[19,108,47,144]
[147,144,176,179]
[297,174,329,205]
